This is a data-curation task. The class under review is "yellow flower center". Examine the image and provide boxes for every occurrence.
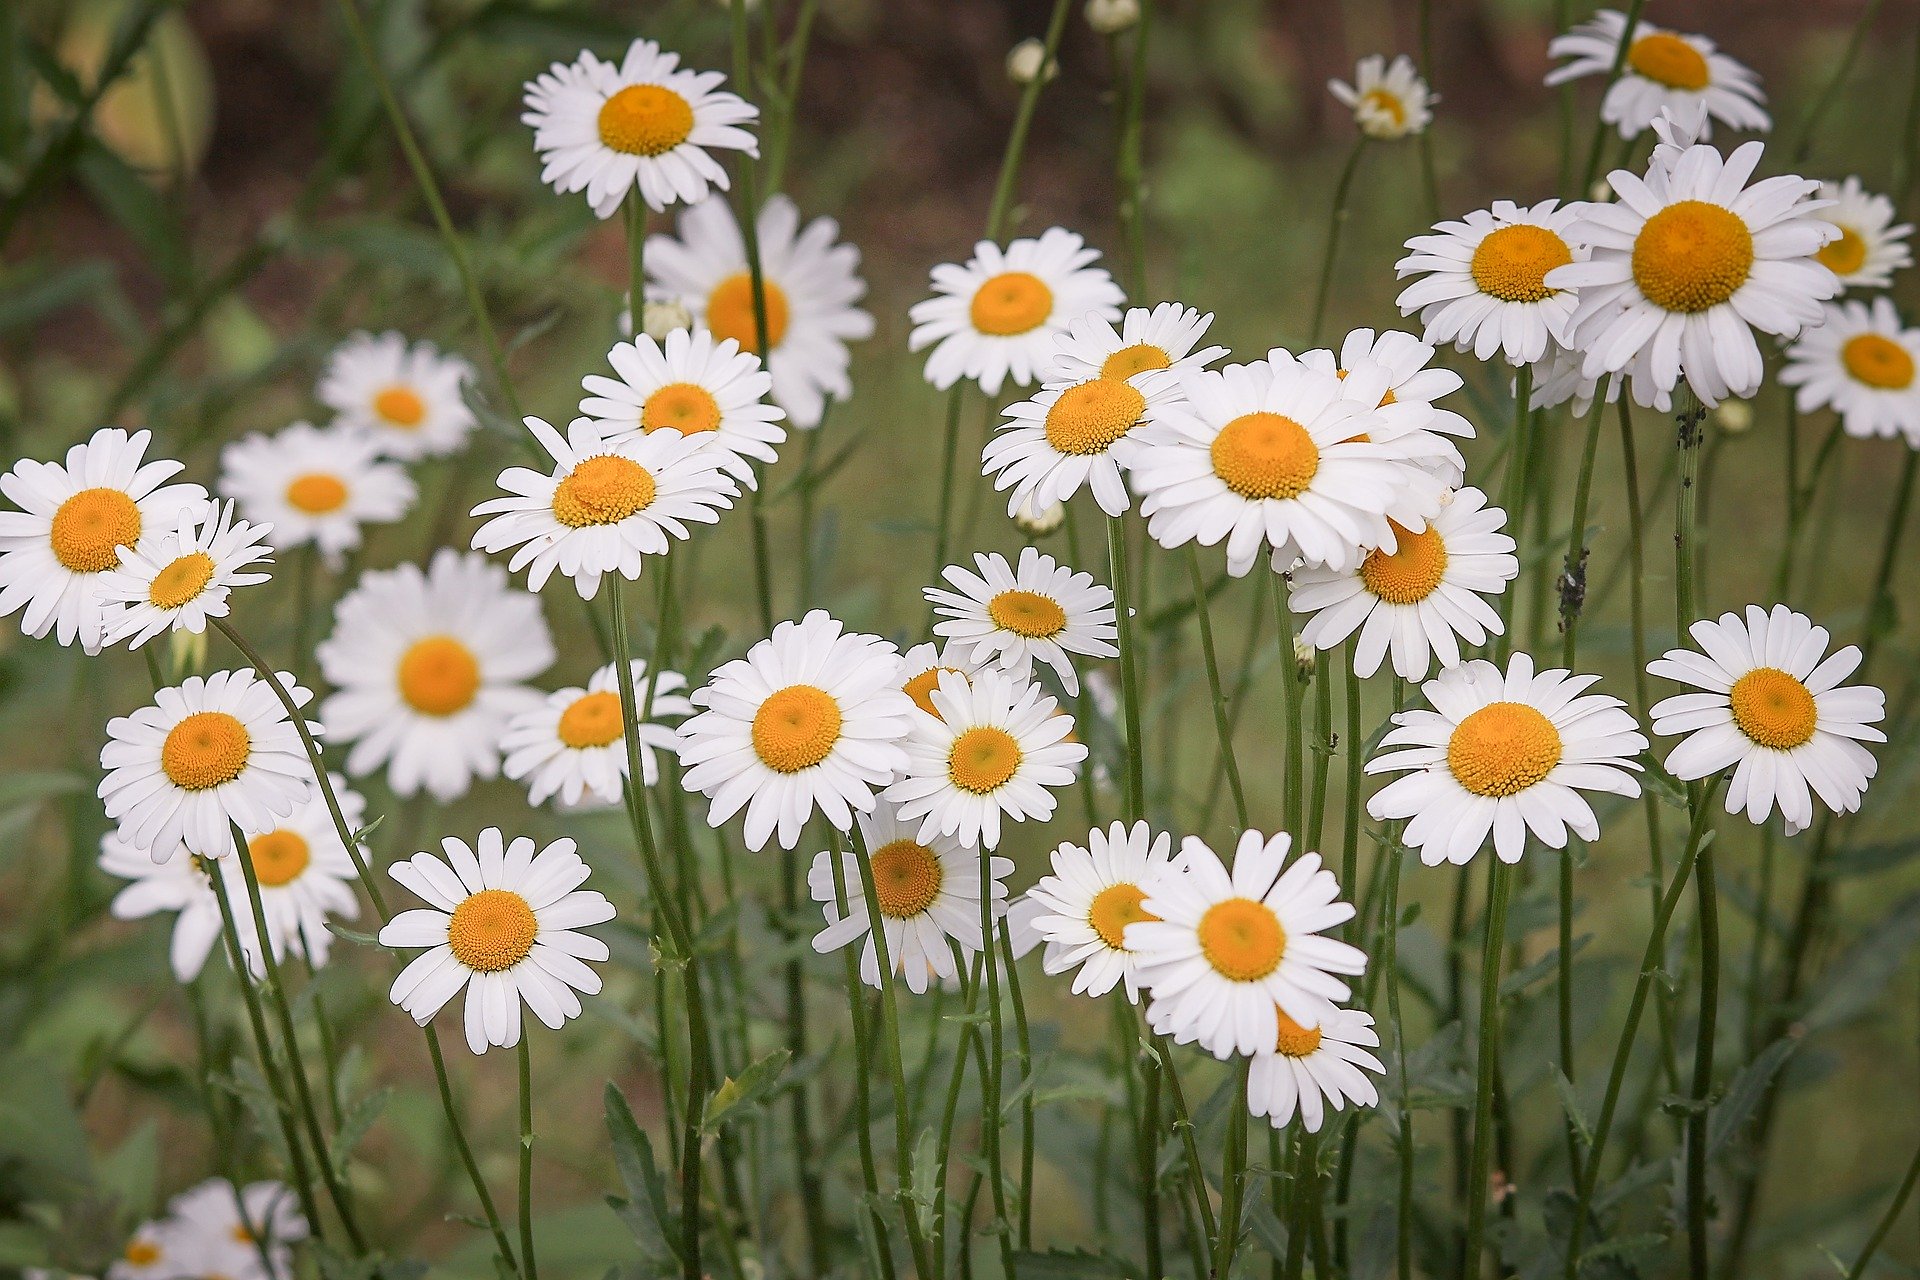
[1631,200,1754,314]
[596,83,694,157]
[1841,333,1916,390]
[641,381,724,435]
[706,273,791,353]
[1196,897,1286,982]
[285,473,349,514]
[161,711,252,792]
[903,666,966,719]
[1470,224,1573,303]
[148,551,216,609]
[125,1240,162,1266]
[1088,882,1157,950]
[1043,378,1148,455]
[752,685,842,772]
[1210,412,1320,500]
[447,888,538,973]
[557,689,625,748]
[50,487,141,573]
[1360,88,1407,126]
[1447,701,1563,797]
[248,829,311,887]
[1627,32,1710,91]
[986,588,1068,639]
[947,725,1023,794]
[374,385,427,427]
[398,635,482,717]
[552,454,656,527]
[231,1225,253,1244]
[1816,226,1868,277]
[969,271,1054,336]
[1274,1008,1324,1057]
[869,838,944,919]
[1100,342,1172,380]
[1359,520,1449,604]
[1728,667,1818,750]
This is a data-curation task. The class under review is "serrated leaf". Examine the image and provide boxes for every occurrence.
[604,1084,678,1268]
[702,1048,791,1133]
[1553,1069,1595,1152]
[1707,1038,1795,1156]
[331,1087,392,1178]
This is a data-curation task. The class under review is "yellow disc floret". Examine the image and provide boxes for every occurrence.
[1447,701,1563,797]
[1470,224,1573,303]
[149,551,216,609]
[869,838,944,919]
[1632,200,1754,314]
[1100,343,1172,380]
[596,83,694,157]
[1196,897,1286,982]
[447,888,538,972]
[398,636,482,717]
[987,589,1068,639]
[1044,378,1148,455]
[50,487,141,573]
[374,385,427,428]
[1088,882,1157,950]
[1841,333,1916,390]
[552,455,657,527]
[162,711,252,791]
[1274,1008,1324,1057]
[1359,521,1449,604]
[752,685,843,772]
[706,274,790,353]
[1816,226,1868,278]
[1627,32,1710,91]
[641,382,724,435]
[248,829,311,887]
[1210,412,1320,500]
[947,726,1023,794]
[557,690,625,749]
[904,666,967,719]
[1728,667,1818,750]
[969,271,1054,336]
[285,473,349,515]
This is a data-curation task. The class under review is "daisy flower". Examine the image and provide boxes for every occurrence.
[927,547,1118,695]
[1395,200,1585,367]
[885,667,1087,850]
[1047,303,1228,384]
[218,422,415,567]
[470,416,737,598]
[98,500,273,649]
[1329,55,1432,140]
[1812,177,1913,291]
[317,331,477,460]
[1527,339,1672,416]
[1025,819,1174,1000]
[165,1178,306,1278]
[644,193,875,427]
[898,639,988,719]
[982,365,1183,517]
[101,831,224,981]
[0,426,205,653]
[522,38,758,218]
[1247,1005,1384,1134]
[1781,297,1920,446]
[502,659,693,807]
[107,1219,176,1280]
[908,228,1124,396]
[1128,829,1367,1059]
[579,328,785,487]
[1299,327,1475,446]
[316,549,553,802]
[1366,653,1647,866]
[380,829,616,1055]
[1546,10,1768,141]
[1648,604,1885,834]
[678,610,913,851]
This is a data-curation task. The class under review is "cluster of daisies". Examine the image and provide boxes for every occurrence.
[51,1179,306,1280]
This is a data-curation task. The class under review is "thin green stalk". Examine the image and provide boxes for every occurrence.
[1109,0,1153,298]
[827,850,897,1280]
[1496,367,1536,656]
[1686,837,1721,1280]
[1462,857,1516,1278]
[1214,1056,1253,1280]
[1559,395,1608,668]
[1384,840,1414,1280]
[517,1035,538,1280]
[1187,543,1248,827]
[999,924,1036,1251]
[985,0,1074,241]
[930,390,968,589]
[1109,515,1147,821]
[975,846,1015,1278]
[1416,0,1441,219]
[1274,577,1306,832]
[423,1027,520,1272]
[1307,657,1334,852]
[1789,0,1885,164]
[1110,999,1161,1280]
[1147,1022,1218,1246]
[1309,139,1368,344]
[1845,1137,1920,1279]
[1341,659,1363,905]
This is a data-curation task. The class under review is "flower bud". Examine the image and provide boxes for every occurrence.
[1013,497,1066,536]
[1006,38,1058,86]
[1085,0,1140,35]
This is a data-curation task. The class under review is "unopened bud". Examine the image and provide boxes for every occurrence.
[1714,399,1753,434]
[1085,0,1140,35]
[1013,496,1066,536]
[1293,633,1316,678]
[170,626,207,678]
[1007,38,1058,86]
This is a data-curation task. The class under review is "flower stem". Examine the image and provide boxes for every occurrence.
[826,846,898,1280]
[985,0,1074,241]
[976,844,1015,1277]
[1213,1055,1253,1280]
[1109,515,1148,821]
[1461,856,1516,1278]
[999,924,1036,1251]
[1846,1136,1920,1280]
[423,1026,520,1271]
[1309,139,1368,345]
[517,1034,539,1280]
[1186,543,1247,827]
[1384,838,1414,1280]
[1273,576,1306,833]
[1496,365,1535,656]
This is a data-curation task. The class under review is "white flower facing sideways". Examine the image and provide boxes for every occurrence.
[218,421,415,567]
[316,550,554,803]
[1649,604,1885,835]
[909,227,1125,396]
[1128,829,1366,1060]
[1367,653,1648,865]
[98,500,273,649]
[317,330,477,460]
[1299,327,1477,460]
[0,426,205,653]
[645,193,875,428]
[983,362,1184,518]
[1247,1005,1385,1134]
[927,547,1118,696]
[1049,302,1228,386]
[164,1177,307,1280]
[1546,9,1768,140]
[1781,298,1920,446]
[579,328,786,488]
[1329,54,1432,140]
[1025,819,1174,1000]
[522,38,758,218]
[1813,177,1913,291]
[1395,199,1586,367]
[503,659,692,808]
[381,829,616,1055]
[898,638,987,719]
[678,611,913,851]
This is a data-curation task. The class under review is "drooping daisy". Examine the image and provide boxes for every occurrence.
[908,228,1125,395]
[898,639,988,719]
[97,500,273,649]
[1290,487,1518,680]
[1812,177,1913,291]
[644,193,875,428]
[316,549,553,802]
[1047,303,1229,385]
[678,611,913,851]
[1546,10,1768,141]
[1781,297,1920,446]
[1025,819,1174,1000]
[165,1178,307,1278]
[380,829,616,1055]
[886,667,1087,850]
[1649,604,1885,834]
[316,331,477,460]
[1366,653,1648,865]
[1328,55,1432,140]
[982,364,1183,517]
[1128,829,1367,1060]
[579,328,785,487]
[1394,200,1585,368]
[0,426,205,653]
[470,416,737,598]
[522,38,758,218]
[502,659,692,807]
[218,422,415,567]
[1247,1005,1384,1134]
[927,547,1118,695]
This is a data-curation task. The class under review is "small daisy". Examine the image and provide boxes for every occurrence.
[316,549,553,802]
[1812,177,1913,291]
[1366,653,1647,866]
[380,829,616,1055]
[983,365,1184,518]
[1395,200,1586,368]
[163,1178,306,1280]
[106,1219,176,1280]
[502,659,693,807]
[317,331,478,460]
[1546,10,1768,141]
[1128,829,1367,1060]
[470,416,738,598]
[1781,297,1920,446]
[927,547,1118,695]
[1047,303,1229,384]
[644,193,875,428]
[807,801,1008,995]
[98,500,273,649]
[522,38,758,218]
[1649,604,1885,835]
[1329,55,1432,140]
[579,328,786,487]
[0,426,206,653]
[1247,1005,1384,1134]
[1025,819,1174,1000]
[908,228,1125,396]
[898,639,988,719]
[1290,487,1518,681]
[218,422,415,567]
[885,666,1087,850]
[678,611,913,851]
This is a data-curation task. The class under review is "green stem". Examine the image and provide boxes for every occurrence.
[424,1027,520,1272]
[1187,544,1248,827]
[1110,0,1154,299]
[1109,516,1147,821]
[1558,395,1608,668]
[1213,1057,1253,1279]
[976,846,1015,1278]
[828,847,897,1280]
[1274,577,1306,832]
[985,0,1075,240]
[1384,839,1414,1280]
[1846,1137,1920,1280]
[1788,0,1885,164]
[999,924,1036,1252]
[1686,840,1720,1280]
[1462,858,1516,1278]
[1496,366,1536,656]
[1110,999,1161,1280]
[517,1035,538,1280]
[1309,139,1368,344]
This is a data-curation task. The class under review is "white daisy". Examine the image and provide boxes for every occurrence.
[1127,829,1367,1060]
[1328,55,1433,140]
[908,228,1125,396]
[579,328,785,487]
[926,547,1118,695]
[982,365,1184,518]
[97,500,273,649]
[1546,10,1768,141]
[1812,177,1913,291]
[644,193,875,428]
[1247,1005,1384,1134]
[166,1178,306,1278]
[218,421,415,567]
[0,426,205,653]
[316,331,477,460]
[678,610,913,851]
[502,658,692,807]
[1649,604,1885,835]
[106,1219,175,1280]
[470,416,737,598]
[1025,819,1174,1000]
[380,829,616,1055]
[316,549,553,802]
[1366,653,1648,866]
[1394,200,1585,368]
[101,832,224,981]
[521,38,758,218]
[1047,302,1228,384]
[1781,297,1920,446]
[1527,338,1673,416]
[898,639,989,719]
[1299,327,1476,449]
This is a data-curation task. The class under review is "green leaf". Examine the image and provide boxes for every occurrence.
[331,1087,392,1178]
[1802,893,1920,1032]
[702,1048,791,1133]
[604,1083,678,1269]
[1552,1069,1594,1153]
[1708,1037,1795,1156]
[325,923,385,949]
[96,1120,160,1222]
[1636,750,1688,810]
[215,1060,290,1165]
